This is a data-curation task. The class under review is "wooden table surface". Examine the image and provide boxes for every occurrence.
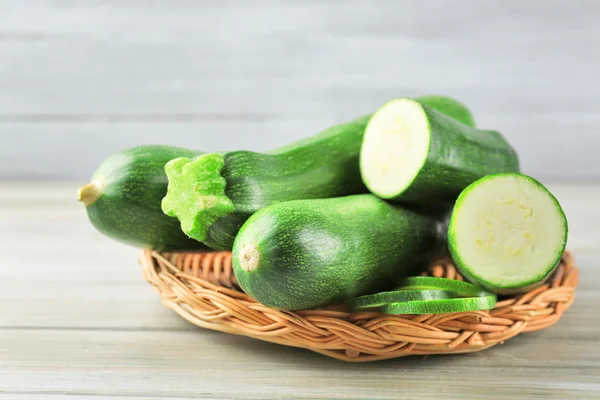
[1,182,599,399]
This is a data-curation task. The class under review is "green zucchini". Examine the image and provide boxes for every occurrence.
[414,95,475,128]
[360,98,520,205]
[77,145,208,251]
[448,173,568,294]
[162,96,475,250]
[396,276,488,297]
[231,194,438,310]
[382,294,496,315]
[348,289,457,311]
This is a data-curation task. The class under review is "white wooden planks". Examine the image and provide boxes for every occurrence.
[1,1,599,180]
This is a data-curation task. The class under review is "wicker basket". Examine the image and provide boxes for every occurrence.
[140,250,579,362]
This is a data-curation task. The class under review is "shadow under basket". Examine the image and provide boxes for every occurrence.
[140,250,579,362]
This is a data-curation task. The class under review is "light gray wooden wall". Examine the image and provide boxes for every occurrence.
[1,0,599,181]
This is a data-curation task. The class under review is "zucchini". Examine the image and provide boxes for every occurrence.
[413,95,475,128]
[77,145,208,250]
[162,96,475,250]
[360,98,520,205]
[348,289,457,311]
[448,173,568,294]
[231,194,438,310]
[161,115,370,251]
[382,294,496,315]
[396,276,488,297]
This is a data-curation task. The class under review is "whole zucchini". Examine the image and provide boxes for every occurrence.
[77,145,208,250]
[162,96,475,250]
[231,194,438,310]
[361,98,520,205]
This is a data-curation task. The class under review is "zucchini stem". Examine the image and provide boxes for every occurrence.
[239,244,260,272]
[161,154,235,242]
[77,177,104,206]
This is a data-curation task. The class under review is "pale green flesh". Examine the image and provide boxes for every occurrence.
[382,294,497,315]
[396,276,490,297]
[348,289,457,311]
[360,99,430,198]
[449,174,568,293]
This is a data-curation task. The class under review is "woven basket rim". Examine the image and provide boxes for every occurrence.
[140,250,578,362]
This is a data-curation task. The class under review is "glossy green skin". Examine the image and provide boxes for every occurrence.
[162,115,372,250]
[206,116,372,250]
[448,173,568,295]
[232,194,438,311]
[163,96,477,250]
[415,95,475,128]
[365,101,520,205]
[387,96,477,219]
[85,145,208,251]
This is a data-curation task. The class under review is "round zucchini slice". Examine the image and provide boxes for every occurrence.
[382,294,497,315]
[397,276,490,297]
[348,289,457,311]
[448,173,568,294]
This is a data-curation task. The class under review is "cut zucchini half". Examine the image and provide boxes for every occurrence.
[359,98,519,204]
[448,173,568,295]
[382,294,497,315]
[348,289,457,311]
[397,276,489,297]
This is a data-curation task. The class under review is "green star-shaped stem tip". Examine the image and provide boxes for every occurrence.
[161,153,235,242]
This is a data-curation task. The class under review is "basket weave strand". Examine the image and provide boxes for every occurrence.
[140,250,579,362]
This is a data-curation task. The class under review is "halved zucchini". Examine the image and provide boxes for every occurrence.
[360,98,519,205]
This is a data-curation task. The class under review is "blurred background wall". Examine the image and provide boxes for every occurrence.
[0,0,598,181]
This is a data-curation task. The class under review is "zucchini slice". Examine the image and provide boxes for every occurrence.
[382,294,497,315]
[396,276,489,297]
[360,98,519,204]
[348,289,457,311]
[448,173,568,294]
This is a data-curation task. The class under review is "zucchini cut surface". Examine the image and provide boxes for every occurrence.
[360,99,431,199]
[449,173,568,294]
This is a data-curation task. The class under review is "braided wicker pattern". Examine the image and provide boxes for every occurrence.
[140,250,579,362]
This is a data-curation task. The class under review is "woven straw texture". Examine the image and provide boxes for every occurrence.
[140,250,579,362]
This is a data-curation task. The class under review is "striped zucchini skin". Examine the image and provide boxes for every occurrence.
[232,194,438,311]
[404,105,520,203]
[162,96,477,250]
[79,145,208,251]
